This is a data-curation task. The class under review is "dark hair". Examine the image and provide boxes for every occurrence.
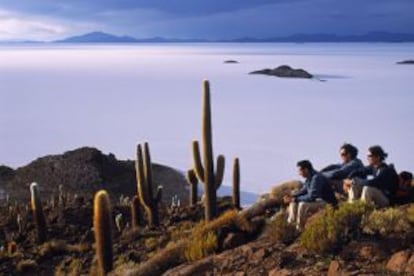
[368,145,388,161]
[340,143,358,159]
[400,171,413,181]
[297,160,313,171]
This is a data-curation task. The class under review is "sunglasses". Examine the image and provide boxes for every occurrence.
[340,152,347,156]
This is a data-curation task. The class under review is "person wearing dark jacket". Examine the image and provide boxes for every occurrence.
[284,160,337,229]
[322,143,365,195]
[343,145,399,207]
[322,143,364,179]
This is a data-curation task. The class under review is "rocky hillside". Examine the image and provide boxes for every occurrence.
[0,147,188,203]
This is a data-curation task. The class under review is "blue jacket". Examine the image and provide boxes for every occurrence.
[322,158,364,180]
[293,170,337,205]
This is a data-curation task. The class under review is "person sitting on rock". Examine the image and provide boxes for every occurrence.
[283,160,337,230]
[343,145,399,207]
[393,171,413,205]
[321,143,365,196]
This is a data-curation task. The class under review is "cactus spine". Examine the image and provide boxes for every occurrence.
[30,182,47,244]
[93,190,113,275]
[130,195,142,229]
[185,169,198,206]
[192,80,225,221]
[232,158,241,210]
[135,142,162,227]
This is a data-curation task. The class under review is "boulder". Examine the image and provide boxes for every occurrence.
[386,250,411,273]
[249,65,313,79]
[222,232,247,250]
[328,260,349,276]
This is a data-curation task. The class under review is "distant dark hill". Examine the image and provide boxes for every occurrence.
[53,31,414,44]
[217,185,259,207]
[56,31,138,43]
[0,147,189,203]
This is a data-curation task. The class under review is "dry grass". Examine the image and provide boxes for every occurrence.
[114,210,253,275]
[184,230,217,262]
[16,259,38,273]
[407,204,414,224]
[199,210,252,234]
[39,240,89,256]
[269,180,302,204]
[54,258,83,276]
[122,240,187,276]
[265,211,297,244]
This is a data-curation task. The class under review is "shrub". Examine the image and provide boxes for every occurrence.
[407,204,414,224]
[144,237,159,250]
[169,221,195,241]
[362,208,412,238]
[183,210,250,262]
[300,201,373,254]
[201,210,252,234]
[265,211,297,244]
[184,229,217,262]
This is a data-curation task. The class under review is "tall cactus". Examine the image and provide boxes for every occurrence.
[233,158,241,210]
[93,190,113,275]
[135,142,162,227]
[30,182,47,244]
[192,80,225,221]
[130,195,142,229]
[185,169,199,206]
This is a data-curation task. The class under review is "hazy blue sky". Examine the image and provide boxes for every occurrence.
[0,0,413,40]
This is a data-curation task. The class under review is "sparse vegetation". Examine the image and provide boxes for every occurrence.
[265,210,297,244]
[406,204,414,223]
[300,201,373,253]
[362,207,412,238]
[184,228,218,262]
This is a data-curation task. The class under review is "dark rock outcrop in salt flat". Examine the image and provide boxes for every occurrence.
[250,65,313,79]
[224,60,239,64]
[0,147,188,203]
[397,60,414,65]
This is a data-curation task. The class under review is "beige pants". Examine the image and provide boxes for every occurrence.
[348,185,389,207]
[287,200,326,230]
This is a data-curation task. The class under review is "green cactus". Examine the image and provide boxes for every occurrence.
[135,142,162,227]
[93,190,113,275]
[30,182,47,244]
[192,80,225,221]
[130,195,142,229]
[232,158,241,210]
[185,169,199,206]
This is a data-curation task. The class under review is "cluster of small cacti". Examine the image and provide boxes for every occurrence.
[170,194,181,209]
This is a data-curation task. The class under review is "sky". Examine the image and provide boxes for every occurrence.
[0,0,414,40]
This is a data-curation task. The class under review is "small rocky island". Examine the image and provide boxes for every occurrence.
[250,65,313,79]
[396,60,414,65]
[224,60,239,64]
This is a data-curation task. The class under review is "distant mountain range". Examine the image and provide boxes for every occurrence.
[53,31,414,43]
